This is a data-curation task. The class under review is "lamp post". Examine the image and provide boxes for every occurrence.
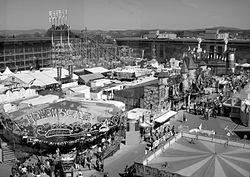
[12,123,15,152]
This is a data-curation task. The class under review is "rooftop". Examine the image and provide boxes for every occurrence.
[85,67,110,74]
[148,136,250,177]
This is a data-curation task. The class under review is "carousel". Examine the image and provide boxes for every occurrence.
[0,99,125,150]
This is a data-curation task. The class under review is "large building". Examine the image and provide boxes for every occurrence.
[116,37,250,64]
[0,37,52,73]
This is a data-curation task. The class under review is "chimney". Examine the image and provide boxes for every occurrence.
[57,66,62,80]
[68,65,74,79]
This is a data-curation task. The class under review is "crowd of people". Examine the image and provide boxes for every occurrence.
[187,71,249,120]
[7,128,121,177]
[142,124,175,152]
[10,158,59,177]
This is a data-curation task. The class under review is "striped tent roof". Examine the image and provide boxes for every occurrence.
[148,138,250,177]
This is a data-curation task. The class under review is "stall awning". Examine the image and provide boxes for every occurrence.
[140,121,153,127]
[155,111,177,123]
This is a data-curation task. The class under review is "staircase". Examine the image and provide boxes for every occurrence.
[1,143,16,166]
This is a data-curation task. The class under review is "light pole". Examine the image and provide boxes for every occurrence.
[12,125,15,152]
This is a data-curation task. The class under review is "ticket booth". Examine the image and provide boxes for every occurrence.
[126,119,140,145]
[125,108,151,145]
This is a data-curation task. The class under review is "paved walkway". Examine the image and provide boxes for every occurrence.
[0,163,11,177]
[87,142,146,177]
[104,143,146,177]
[171,111,241,138]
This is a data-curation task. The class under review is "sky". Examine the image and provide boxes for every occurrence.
[0,0,250,30]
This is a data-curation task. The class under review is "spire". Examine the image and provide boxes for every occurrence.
[186,56,197,70]
[199,61,207,67]
[181,61,188,74]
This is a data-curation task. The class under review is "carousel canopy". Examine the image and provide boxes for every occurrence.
[10,99,124,141]
[20,94,59,106]
[148,137,250,177]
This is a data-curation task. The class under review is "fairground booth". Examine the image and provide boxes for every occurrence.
[126,108,152,145]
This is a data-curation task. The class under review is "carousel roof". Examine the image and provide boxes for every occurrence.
[148,138,250,177]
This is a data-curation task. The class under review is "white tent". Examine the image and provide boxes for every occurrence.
[240,63,250,67]
[2,67,13,75]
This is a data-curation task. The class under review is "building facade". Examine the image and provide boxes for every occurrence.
[0,38,52,72]
[116,38,250,64]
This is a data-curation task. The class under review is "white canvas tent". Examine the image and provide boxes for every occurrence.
[2,67,13,75]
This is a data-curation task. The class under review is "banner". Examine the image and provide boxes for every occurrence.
[152,132,172,149]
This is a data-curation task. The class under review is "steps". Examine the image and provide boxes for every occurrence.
[2,144,16,166]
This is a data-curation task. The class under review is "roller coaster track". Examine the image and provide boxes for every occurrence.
[52,33,132,68]
[83,36,121,61]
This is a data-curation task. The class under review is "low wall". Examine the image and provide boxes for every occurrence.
[182,132,250,149]
[142,131,250,166]
[128,162,185,177]
[143,132,182,165]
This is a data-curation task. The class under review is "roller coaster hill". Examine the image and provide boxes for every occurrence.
[46,25,138,70]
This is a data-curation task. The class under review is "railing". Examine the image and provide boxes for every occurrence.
[142,129,250,166]
[143,132,182,165]
[182,131,250,149]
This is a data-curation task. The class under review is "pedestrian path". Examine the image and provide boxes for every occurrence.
[103,143,146,177]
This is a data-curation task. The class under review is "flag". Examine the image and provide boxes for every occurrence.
[29,78,36,85]
[198,123,202,130]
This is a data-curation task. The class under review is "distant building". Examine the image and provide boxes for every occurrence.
[0,37,52,72]
[217,33,229,40]
[158,33,177,39]
[204,29,229,40]
[204,29,219,40]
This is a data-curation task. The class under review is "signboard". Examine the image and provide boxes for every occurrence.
[49,9,68,24]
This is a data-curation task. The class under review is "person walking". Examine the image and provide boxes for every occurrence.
[183,113,187,123]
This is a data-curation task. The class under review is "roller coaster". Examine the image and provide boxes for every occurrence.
[48,9,136,69]
[50,28,135,69]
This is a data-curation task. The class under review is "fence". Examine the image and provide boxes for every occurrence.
[143,129,250,166]
[143,132,182,165]
[182,131,250,149]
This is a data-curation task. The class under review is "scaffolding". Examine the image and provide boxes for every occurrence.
[49,10,136,69]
